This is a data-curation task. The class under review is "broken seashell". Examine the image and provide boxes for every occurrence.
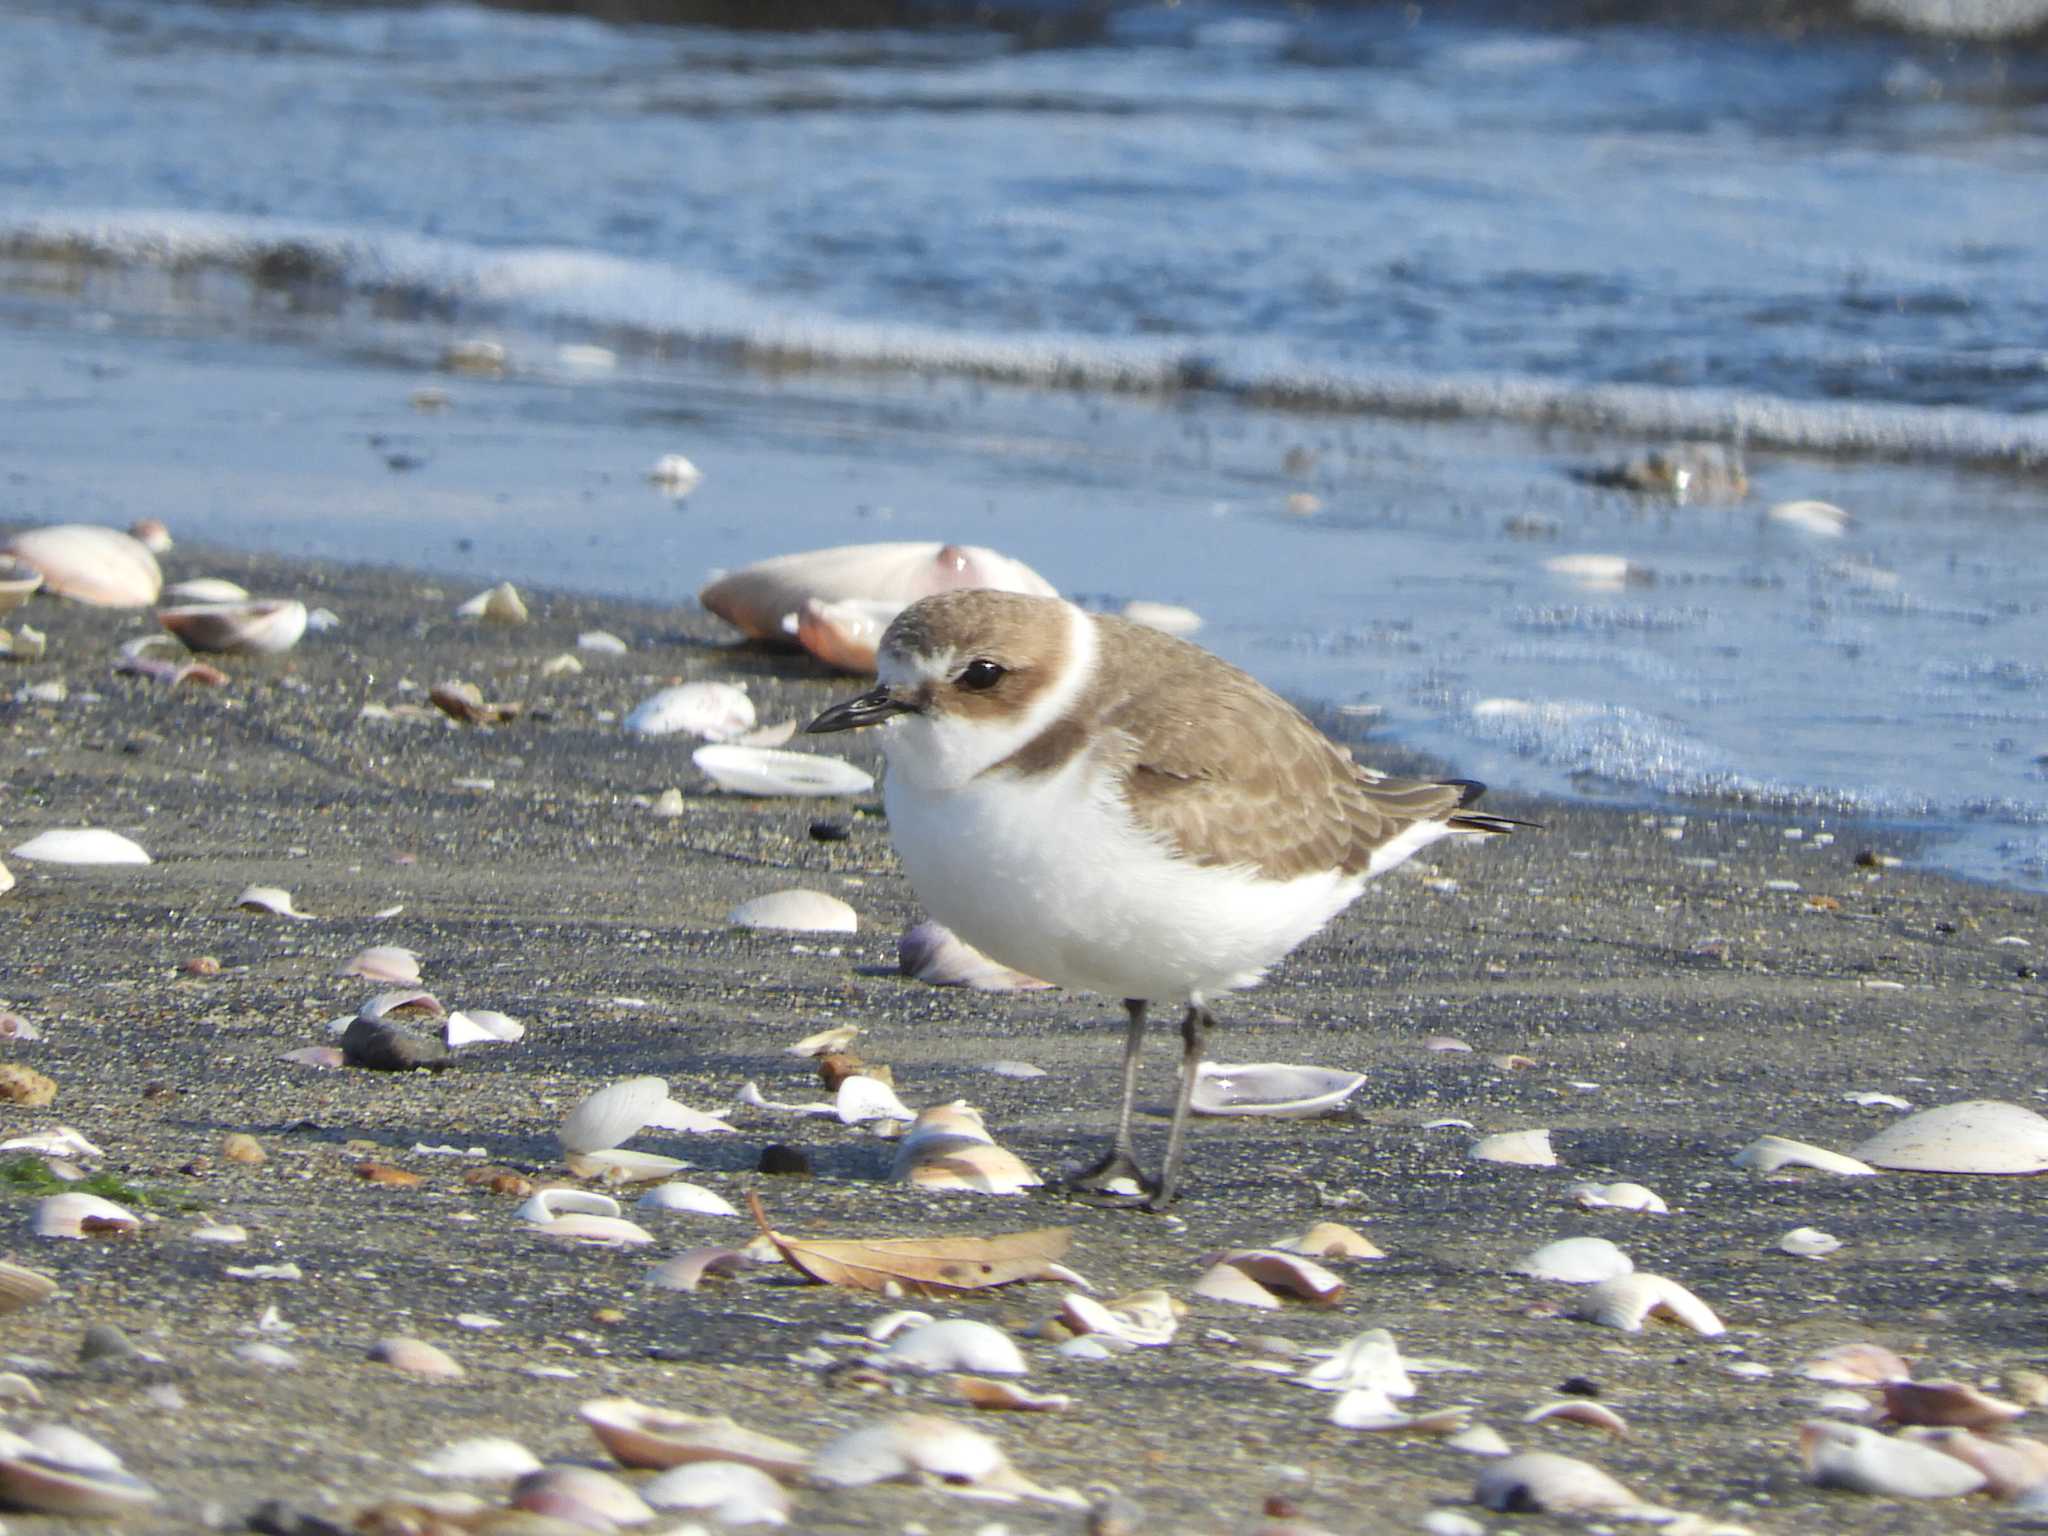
[0,555,44,618]
[637,1182,740,1216]
[1569,1180,1668,1213]
[1192,1262,1282,1309]
[445,1008,524,1045]
[1574,1273,1724,1336]
[1732,1133,1876,1176]
[1906,1427,2048,1499]
[809,1411,1076,1504]
[1800,1420,1986,1498]
[1328,1389,1471,1435]
[456,582,528,622]
[1274,1220,1383,1260]
[579,1399,810,1479]
[1474,1451,1658,1516]
[236,884,313,919]
[412,1436,544,1480]
[1514,1237,1634,1285]
[642,1459,789,1522]
[1190,1061,1366,1117]
[898,921,1053,991]
[872,1318,1027,1377]
[692,744,874,798]
[355,987,444,1021]
[700,542,1058,650]
[1,1126,101,1159]
[648,1247,753,1292]
[511,1464,652,1526]
[0,1260,58,1314]
[1060,1290,1181,1348]
[564,1148,690,1183]
[729,888,858,935]
[1470,1128,1557,1166]
[11,828,152,866]
[0,1426,160,1515]
[951,1375,1069,1412]
[1883,1379,2025,1431]
[793,595,900,672]
[334,945,421,983]
[1851,1099,2048,1174]
[787,1024,860,1057]
[1298,1328,1414,1396]
[561,1076,674,1155]
[1198,1249,1345,1306]
[625,681,756,740]
[1779,1226,1842,1258]
[4,524,162,607]
[158,598,307,655]
[30,1192,141,1239]
[1802,1341,1912,1385]
[1447,1424,1513,1457]
[517,1188,623,1224]
[1525,1400,1630,1438]
[836,1073,915,1125]
[897,1138,1041,1195]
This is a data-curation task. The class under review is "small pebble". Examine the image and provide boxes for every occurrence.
[223,1133,266,1165]
[78,1323,137,1364]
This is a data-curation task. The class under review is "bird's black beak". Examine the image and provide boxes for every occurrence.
[805,685,914,735]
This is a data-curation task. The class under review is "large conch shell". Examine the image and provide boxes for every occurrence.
[699,542,1057,672]
[3,525,161,608]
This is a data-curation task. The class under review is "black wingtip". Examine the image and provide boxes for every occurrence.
[1443,779,1543,833]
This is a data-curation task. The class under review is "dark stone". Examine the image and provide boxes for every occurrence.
[758,1143,812,1177]
[808,819,851,842]
[1559,1375,1601,1396]
[78,1322,136,1364]
[341,1016,452,1072]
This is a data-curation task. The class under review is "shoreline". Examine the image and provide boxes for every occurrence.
[3,543,2047,1533]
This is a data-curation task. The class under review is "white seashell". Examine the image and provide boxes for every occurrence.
[334,946,421,983]
[413,1436,544,1480]
[647,1247,753,1292]
[786,1024,860,1057]
[1328,1389,1472,1435]
[367,1336,464,1378]
[1851,1099,2048,1174]
[580,629,629,653]
[1732,1134,1876,1176]
[1474,1451,1658,1516]
[445,1008,524,1045]
[873,1319,1028,1377]
[1470,1128,1557,1166]
[456,582,528,622]
[643,1098,734,1134]
[1779,1226,1842,1258]
[810,1412,1011,1490]
[1299,1328,1414,1396]
[1,1127,102,1159]
[1524,1400,1630,1436]
[642,1459,789,1523]
[1845,1090,1912,1110]
[532,1214,655,1246]
[1768,499,1851,537]
[898,921,1053,991]
[1445,1424,1513,1457]
[1190,1061,1366,1118]
[1198,1249,1345,1305]
[0,1425,159,1515]
[561,1076,673,1154]
[700,541,1058,649]
[1120,600,1202,635]
[579,1399,810,1478]
[647,454,704,496]
[235,884,312,920]
[11,829,152,866]
[1060,1290,1181,1348]
[625,681,756,741]
[563,1148,690,1182]
[636,1182,740,1217]
[158,599,307,655]
[1800,1420,1986,1497]
[1801,1341,1911,1385]
[693,744,874,797]
[4,524,162,607]
[517,1189,623,1224]
[1568,1180,1668,1213]
[1513,1237,1634,1284]
[729,888,858,934]
[1273,1221,1383,1260]
[0,860,12,895]
[231,1342,299,1370]
[736,1080,836,1117]
[354,987,442,1020]
[189,1221,248,1244]
[1575,1272,1724,1335]
[1541,553,1645,592]
[30,1192,141,1239]
[836,1074,915,1125]
[0,554,43,617]
[511,1464,653,1526]
[164,577,249,602]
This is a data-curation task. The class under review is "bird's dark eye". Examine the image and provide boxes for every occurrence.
[957,658,1006,692]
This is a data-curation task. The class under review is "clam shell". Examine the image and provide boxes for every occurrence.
[355,987,443,1020]
[1801,1341,1912,1385]
[511,1465,652,1526]
[517,1189,622,1224]
[10,828,152,866]
[413,1437,544,1480]
[898,921,1053,991]
[1470,1128,1557,1166]
[0,1260,58,1313]
[1328,1389,1471,1434]
[692,744,874,797]
[1060,1290,1181,1348]
[624,682,756,741]
[580,629,629,654]
[564,1148,690,1183]
[636,1182,740,1216]
[1907,1427,2048,1499]
[456,582,528,622]
[158,598,307,655]
[1474,1451,1655,1516]
[1298,1327,1414,1396]
[699,541,1058,646]
[532,1213,655,1246]
[445,1008,524,1045]
[1513,1237,1634,1285]
[560,1075,672,1154]
[1198,1249,1345,1305]
[1779,1225,1842,1258]
[1273,1221,1384,1260]
[1851,1099,2048,1174]
[835,1073,914,1124]
[810,1412,1008,1490]
[1568,1180,1668,1213]
[729,888,858,934]
[641,1459,789,1522]
[1883,1379,2025,1431]
[793,596,899,672]
[164,577,250,602]
[30,1192,141,1239]
[1574,1272,1724,1336]
[1732,1134,1876,1176]
[0,860,12,895]
[0,555,44,617]
[1189,1061,1366,1118]
[1524,1400,1630,1436]
[579,1399,809,1479]
[0,1428,159,1516]
[1191,1262,1281,1309]
[368,1336,464,1379]
[236,884,313,919]
[895,1138,1041,1195]
[647,1246,753,1292]
[334,945,422,983]
[1800,1420,1987,1498]
[873,1319,1027,1377]
[951,1376,1070,1413]
[4,524,162,607]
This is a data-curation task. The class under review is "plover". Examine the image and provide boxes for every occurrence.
[807,589,1522,1206]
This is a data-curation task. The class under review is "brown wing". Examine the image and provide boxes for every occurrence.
[1084,617,1489,882]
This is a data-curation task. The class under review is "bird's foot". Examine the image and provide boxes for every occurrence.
[1060,1147,1158,1207]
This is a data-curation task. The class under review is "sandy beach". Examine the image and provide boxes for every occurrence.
[3,540,2047,1534]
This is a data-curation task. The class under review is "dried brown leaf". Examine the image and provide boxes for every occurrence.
[746,1192,1072,1297]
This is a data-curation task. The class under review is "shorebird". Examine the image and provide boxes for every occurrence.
[806,590,1522,1206]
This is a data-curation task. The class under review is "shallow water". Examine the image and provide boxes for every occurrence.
[1,0,2045,887]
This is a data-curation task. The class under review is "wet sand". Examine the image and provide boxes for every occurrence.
[2,541,2046,1534]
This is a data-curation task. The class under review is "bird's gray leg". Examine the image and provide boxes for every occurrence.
[1147,1002,1217,1210]
[1064,999,1155,1197]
